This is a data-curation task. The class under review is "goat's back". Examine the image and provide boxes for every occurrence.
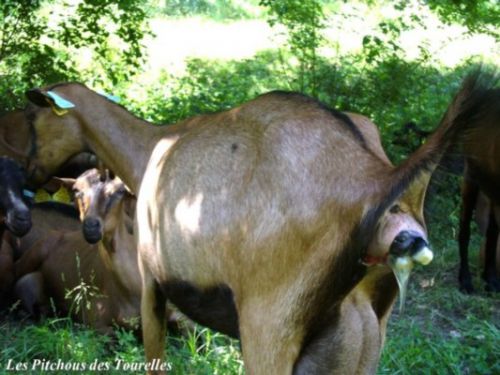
[139,92,391,286]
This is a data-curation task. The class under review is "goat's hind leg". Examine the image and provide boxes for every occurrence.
[483,207,500,292]
[458,178,479,293]
[238,300,303,375]
[140,261,167,375]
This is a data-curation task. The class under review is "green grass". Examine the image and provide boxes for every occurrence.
[1,184,499,375]
[1,233,498,374]
[0,315,242,374]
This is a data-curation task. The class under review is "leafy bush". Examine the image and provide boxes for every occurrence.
[159,0,260,20]
[0,0,149,111]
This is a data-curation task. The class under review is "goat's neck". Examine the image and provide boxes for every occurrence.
[77,97,166,194]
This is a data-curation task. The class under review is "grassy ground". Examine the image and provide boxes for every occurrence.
[380,259,500,374]
[1,230,498,374]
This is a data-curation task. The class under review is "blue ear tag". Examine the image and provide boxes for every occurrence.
[46,91,76,109]
[98,91,121,103]
[23,189,35,198]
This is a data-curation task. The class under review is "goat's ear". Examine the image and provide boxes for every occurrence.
[43,177,76,193]
[26,88,51,107]
[25,89,75,113]
[123,195,136,219]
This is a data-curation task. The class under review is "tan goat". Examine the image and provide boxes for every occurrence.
[24,71,494,374]
[14,200,141,331]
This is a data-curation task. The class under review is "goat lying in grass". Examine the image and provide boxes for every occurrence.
[15,171,187,333]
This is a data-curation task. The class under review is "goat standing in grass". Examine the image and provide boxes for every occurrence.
[25,71,495,374]
[458,86,500,293]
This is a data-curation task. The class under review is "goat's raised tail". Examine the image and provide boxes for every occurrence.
[357,68,499,308]
[387,68,499,212]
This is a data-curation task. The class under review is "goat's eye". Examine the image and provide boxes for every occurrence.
[389,204,401,214]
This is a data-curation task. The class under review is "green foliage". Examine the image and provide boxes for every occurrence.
[0,1,69,110]
[55,0,149,84]
[425,0,499,39]
[260,0,325,96]
[124,50,287,124]
[361,8,430,66]
[159,0,260,20]
[166,327,243,374]
[0,0,149,110]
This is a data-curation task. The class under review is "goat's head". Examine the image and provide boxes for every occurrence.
[73,168,127,244]
[0,157,32,236]
[25,84,87,185]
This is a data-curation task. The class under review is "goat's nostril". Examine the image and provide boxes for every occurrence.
[84,217,100,228]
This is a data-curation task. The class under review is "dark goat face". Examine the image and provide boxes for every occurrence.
[0,157,32,236]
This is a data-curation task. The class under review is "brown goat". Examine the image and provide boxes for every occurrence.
[73,168,143,328]
[474,192,500,275]
[459,162,500,293]
[14,173,183,333]
[13,200,144,331]
[0,109,97,177]
[1,200,77,310]
[5,203,79,312]
[457,86,500,293]
[24,72,494,374]
[73,168,189,333]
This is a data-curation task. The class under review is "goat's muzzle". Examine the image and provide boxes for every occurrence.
[6,208,32,236]
[82,217,102,244]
